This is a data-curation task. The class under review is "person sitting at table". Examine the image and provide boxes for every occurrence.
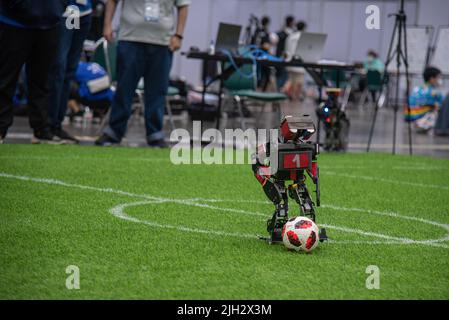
[359,50,385,92]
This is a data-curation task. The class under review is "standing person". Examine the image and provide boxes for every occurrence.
[95,0,190,147]
[88,0,107,41]
[253,16,272,91]
[275,16,295,90]
[252,16,271,49]
[49,0,93,143]
[284,21,307,101]
[0,0,67,144]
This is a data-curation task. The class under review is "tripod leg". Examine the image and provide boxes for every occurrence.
[367,99,380,152]
[401,22,413,155]
[392,78,399,156]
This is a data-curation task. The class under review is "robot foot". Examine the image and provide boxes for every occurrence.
[319,227,328,242]
[258,234,284,245]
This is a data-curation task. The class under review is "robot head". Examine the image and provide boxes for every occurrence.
[325,88,341,103]
[280,115,316,142]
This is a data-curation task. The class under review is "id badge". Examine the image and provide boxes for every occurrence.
[144,0,160,23]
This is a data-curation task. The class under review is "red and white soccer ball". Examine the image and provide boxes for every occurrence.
[282,216,319,252]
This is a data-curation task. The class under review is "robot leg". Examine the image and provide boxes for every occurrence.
[288,175,328,242]
[253,165,289,243]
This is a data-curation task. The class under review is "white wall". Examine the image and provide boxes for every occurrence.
[172,0,449,84]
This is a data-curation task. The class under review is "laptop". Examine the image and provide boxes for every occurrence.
[215,23,242,54]
[294,32,327,63]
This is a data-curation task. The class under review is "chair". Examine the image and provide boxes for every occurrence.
[92,37,117,83]
[223,63,288,129]
[358,70,383,108]
[323,69,352,111]
[92,38,117,133]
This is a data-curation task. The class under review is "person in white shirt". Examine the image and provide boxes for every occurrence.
[284,21,307,101]
[275,16,295,90]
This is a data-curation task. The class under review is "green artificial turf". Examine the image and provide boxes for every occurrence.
[0,144,448,299]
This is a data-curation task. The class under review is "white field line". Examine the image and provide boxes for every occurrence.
[196,199,449,248]
[0,172,265,217]
[110,200,255,239]
[1,172,449,248]
[110,200,449,249]
[319,165,449,171]
[0,155,168,162]
[325,171,449,191]
[3,155,449,172]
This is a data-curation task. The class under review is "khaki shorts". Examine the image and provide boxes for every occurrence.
[288,72,305,86]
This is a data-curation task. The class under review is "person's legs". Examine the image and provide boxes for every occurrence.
[0,24,31,138]
[26,26,60,134]
[276,67,288,91]
[54,15,92,133]
[103,41,145,142]
[142,44,172,143]
[296,72,305,101]
[48,18,73,131]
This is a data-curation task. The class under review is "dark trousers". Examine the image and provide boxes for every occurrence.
[105,41,173,142]
[435,95,449,135]
[48,15,92,131]
[0,23,59,136]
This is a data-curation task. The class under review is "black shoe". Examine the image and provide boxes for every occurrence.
[31,130,62,144]
[147,139,168,148]
[95,133,119,146]
[52,128,79,144]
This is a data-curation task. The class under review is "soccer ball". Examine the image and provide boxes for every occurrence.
[282,216,319,252]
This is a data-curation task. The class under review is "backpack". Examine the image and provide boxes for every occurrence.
[75,62,114,102]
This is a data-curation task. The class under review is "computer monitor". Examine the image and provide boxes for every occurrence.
[215,23,242,53]
[294,32,327,63]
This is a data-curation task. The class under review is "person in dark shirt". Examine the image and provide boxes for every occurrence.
[0,0,67,144]
[253,16,272,91]
[275,16,295,90]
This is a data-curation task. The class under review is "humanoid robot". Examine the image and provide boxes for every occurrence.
[316,88,350,151]
[252,115,327,243]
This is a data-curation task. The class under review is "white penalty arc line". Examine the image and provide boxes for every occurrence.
[1,172,449,248]
[110,200,255,239]
[109,200,449,248]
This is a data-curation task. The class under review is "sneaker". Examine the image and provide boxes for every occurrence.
[95,133,119,146]
[147,138,168,148]
[52,128,79,144]
[31,130,62,144]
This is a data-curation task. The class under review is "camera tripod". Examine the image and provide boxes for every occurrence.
[367,0,413,155]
